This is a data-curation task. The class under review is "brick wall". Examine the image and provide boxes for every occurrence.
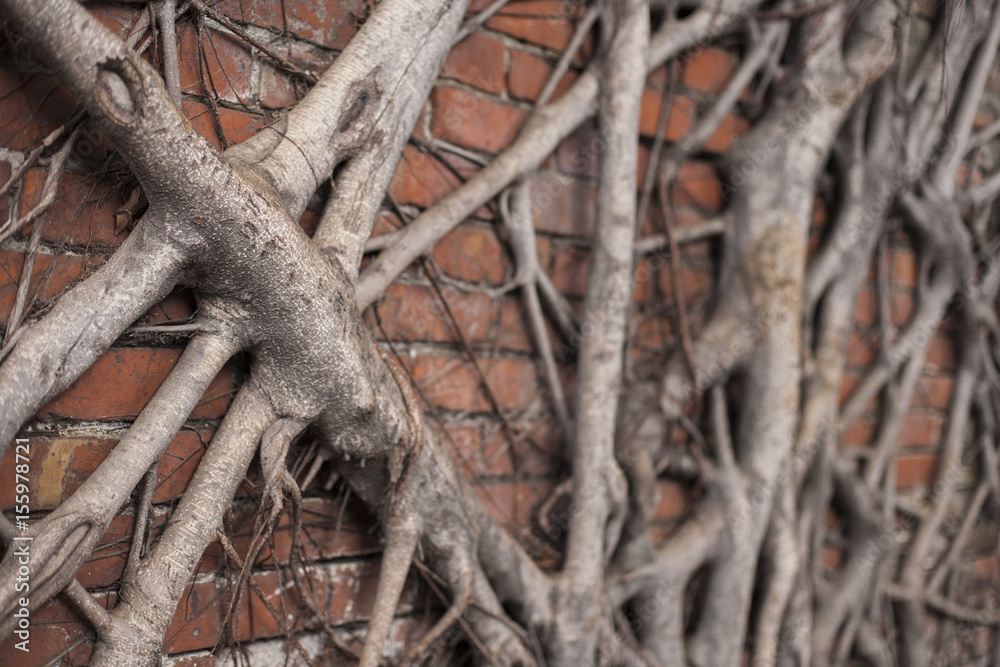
[0,1,995,664]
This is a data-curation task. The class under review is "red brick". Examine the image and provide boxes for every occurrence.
[529,171,596,236]
[0,429,216,513]
[508,49,578,102]
[705,111,749,154]
[37,348,233,421]
[259,48,333,109]
[154,429,217,502]
[635,316,673,349]
[890,291,914,326]
[430,87,527,154]
[485,1,584,52]
[898,414,940,448]
[681,47,736,94]
[649,522,679,544]
[143,287,198,325]
[374,283,492,343]
[226,496,380,567]
[0,69,77,151]
[847,330,877,368]
[914,375,954,410]
[181,99,267,149]
[0,250,97,325]
[213,0,285,30]
[0,594,110,666]
[474,481,553,525]
[555,123,602,179]
[640,90,695,141]
[162,580,225,653]
[655,480,687,520]
[442,33,506,94]
[821,545,844,570]
[672,161,723,210]
[282,0,370,50]
[853,288,878,326]
[892,248,918,287]
[0,160,9,223]
[19,167,124,247]
[177,23,253,104]
[450,422,562,478]
[495,295,535,353]
[406,354,537,412]
[838,369,863,406]
[78,511,169,588]
[541,239,590,298]
[896,453,938,488]
[388,144,480,209]
[431,225,508,284]
[842,417,874,447]
[656,260,714,300]
[925,334,956,372]
[89,5,143,39]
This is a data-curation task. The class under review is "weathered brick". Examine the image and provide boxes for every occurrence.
[896,453,938,488]
[898,414,940,448]
[485,1,584,52]
[639,90,695,140]
[225,496,380,567]
[177,23,253,104]
[431,225,508,284]
[704,111,750,154]
[89,5,143,38]
[821,545,844,570]
[635,315,673,349]
[19,167,124,247]
[681,47,736,94]
[0,160,9,223]
[405,354,538,412]
[430,87,527,154]
[37,349,234,421]
[0,69,77,151]
[841,417,874,447]
[925,334,956,372]
[890,291,914,326]
[443,33,506,94]
[181,99,268,149]
[529,171,596,237]
[388,144,480,209]
[508,49,578,102]
[555,122,602,179]
[0,429,215,513]
[0,594,110,666]
[281,0,371,50]
[540,238,590,298]
[374,283,493,343]
[78,511,168,588]
[0,250,98,325]
[853,287,878,326]
[449,422,562,478]
[672,161,723,210]
[838,369,863,406]
[846,330,877,368]
[914,375,954,410]
[655,480,687,520]
[142,287,198,325]
[474,480,553,525]
[892,247,918,287]
[161,580,224,653]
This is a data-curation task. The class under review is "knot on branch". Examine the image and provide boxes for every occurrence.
[95,57,146,127]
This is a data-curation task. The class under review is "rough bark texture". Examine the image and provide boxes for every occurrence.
[1,0,1000,665]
